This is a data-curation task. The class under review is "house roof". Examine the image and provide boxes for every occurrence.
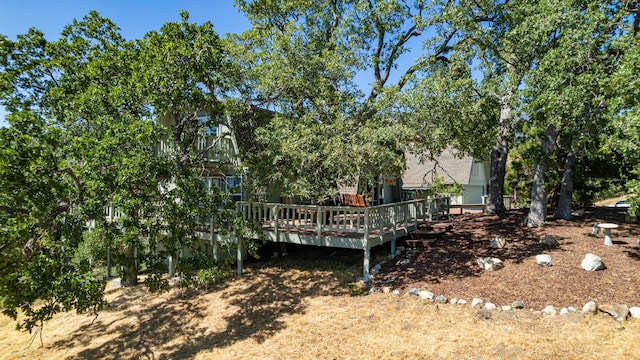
[402,148,474,189]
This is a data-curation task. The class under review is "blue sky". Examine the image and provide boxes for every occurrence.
[0,0,251,126]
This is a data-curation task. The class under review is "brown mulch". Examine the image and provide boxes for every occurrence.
[373,206,640,309]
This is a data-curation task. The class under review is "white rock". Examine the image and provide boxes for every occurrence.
[581,253,606,271]
[501,305,512,311]
[489,237,506,249]
[419,290,434,300]
[457,299,467,305]
[472,298,483,307]
[560,308,569,315]
[484,302,497,311]
[408,288,420,296]
[582,301,597,315]
[392,289,401,295]
[450,298,458,304]
[629,307,640,319]
[397,259,410,266]
[373,264,382,271]
[568,306,576,313]
[477,257,505,271]
[435,295,448,304]
[542,305,557,316]
[536,254,553,267]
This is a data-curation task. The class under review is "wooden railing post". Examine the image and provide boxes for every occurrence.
[315,205,322,245]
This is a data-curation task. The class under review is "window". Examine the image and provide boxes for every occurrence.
[199,115,218,136]
[226,176,243,202]
[202,177,223,193]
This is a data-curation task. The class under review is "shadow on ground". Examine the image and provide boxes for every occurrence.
[374,207,637,288]
[52,258,358,359]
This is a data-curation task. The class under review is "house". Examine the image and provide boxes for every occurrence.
[345,148,489,206]
[398,148,489,205]
[145,111,455,280]
[157,111,245,201]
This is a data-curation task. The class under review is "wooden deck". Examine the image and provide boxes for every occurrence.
[233,197,450,280]
[101,197,452,281]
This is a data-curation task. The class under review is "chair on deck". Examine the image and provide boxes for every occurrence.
[341,193,367,207]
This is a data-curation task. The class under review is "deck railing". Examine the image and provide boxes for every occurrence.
[158,136,236,163]
[236,198,445,238]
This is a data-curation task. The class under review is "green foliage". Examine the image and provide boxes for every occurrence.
[232,0,500,201]
[429,174,464,197]
[175,252,233,290]
[0,11,256,332]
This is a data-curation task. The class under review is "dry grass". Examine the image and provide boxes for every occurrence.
[1,256,640,360]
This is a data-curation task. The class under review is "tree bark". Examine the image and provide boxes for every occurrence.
[554,151,577,220]
[525,125,558,227]
[486,136,509,214]
[486,91,513,215]
[526,163,548,227]
[122,247,139,286]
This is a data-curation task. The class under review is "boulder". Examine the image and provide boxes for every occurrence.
[435,295,448,304]
[472,298,484,307]
[457,299,467,305]
[581,253,606,271]
[629,307,640,319]
[477,257,505,271]
[539,235,559,248]
[484,302,497,311]
[408,288,420,296]
[489,237,506,249]
[511,300,525,309]
[419,290,434,300]
[598,304,629,322]
[582,301,597,315]
[542,305,557,316]
[536,254,553,267]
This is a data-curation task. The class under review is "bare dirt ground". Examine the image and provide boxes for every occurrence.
[375,206,640,309]
[1,206,639,359]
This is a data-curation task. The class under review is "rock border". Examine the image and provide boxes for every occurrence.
[366,254,640,322]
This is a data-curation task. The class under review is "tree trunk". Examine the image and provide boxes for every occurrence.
[486,137,509,214]
[526,163,548,227]
[554,151,577,220]
[525,125,558,227]
[122,247,139,286]
[486,91,514,215]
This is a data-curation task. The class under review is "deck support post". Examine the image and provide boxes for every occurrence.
[274,205,280,256]
[363,208,370,281]
[211,218,218,263]
[235,235,243,276]
[391,206,397,256]
[317,205,323,246]
[363,246,371,281]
